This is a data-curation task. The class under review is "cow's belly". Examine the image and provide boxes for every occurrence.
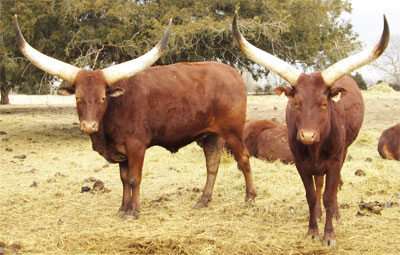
[148,115,217,152]
[151,131,212,153]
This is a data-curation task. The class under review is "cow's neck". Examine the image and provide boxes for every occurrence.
[89,121,108,158]
[304,109,344,171]
[89,110,128,163]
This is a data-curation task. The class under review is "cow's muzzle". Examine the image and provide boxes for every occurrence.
[80,121,99,134]
[297,129,320,145]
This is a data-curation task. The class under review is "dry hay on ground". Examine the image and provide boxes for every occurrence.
[1,94,400,255]
[367,82,395,93]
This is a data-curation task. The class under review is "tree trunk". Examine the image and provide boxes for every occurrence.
[0,86,10,105]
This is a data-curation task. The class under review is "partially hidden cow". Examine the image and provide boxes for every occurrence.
[219,119,294,164]
[233,11,389,247]
[14,15,256,219]
[378,123,400,160]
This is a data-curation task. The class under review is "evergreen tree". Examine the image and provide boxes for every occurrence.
[351,72,367,90]
[1,0,359,104]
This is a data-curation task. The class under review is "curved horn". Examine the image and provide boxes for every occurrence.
[232,10,302,86]
[102,19,172,85]
[322,15,390,86]
[14,15,81,85]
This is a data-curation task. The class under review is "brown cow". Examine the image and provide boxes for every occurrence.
[378,123,400,160]
[219,119,294,163]
[14,15,256,219]
[233,11,389,247]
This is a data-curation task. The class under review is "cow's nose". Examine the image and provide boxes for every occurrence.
[80,121,99,134]
[297,129,319,145]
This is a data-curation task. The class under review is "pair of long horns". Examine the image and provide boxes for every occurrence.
[14,15,172,86]
[232,11,390,86]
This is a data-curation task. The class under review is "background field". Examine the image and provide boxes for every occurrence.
[0,92,399,254]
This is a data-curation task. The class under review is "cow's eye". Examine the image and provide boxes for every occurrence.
[294,102,300,109]
[99,96,106,103]
[321,102,327,109]
[76,97,81,103]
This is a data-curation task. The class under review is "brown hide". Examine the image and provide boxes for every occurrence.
[378,123,400,160]
[87,61,257,217]
[283,73,364,244]
[94,61,246,157]
[285,74,364,155]
[232,9,386,247]
[219,119,294,164]
[15,13,257,218]
[73,70,109,133]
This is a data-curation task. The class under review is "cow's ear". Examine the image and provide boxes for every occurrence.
[329,87,347,102]
[57,87,75,96]
[107,87,125,97]
[274,86,294,98]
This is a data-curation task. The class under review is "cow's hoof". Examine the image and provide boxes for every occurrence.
[243,199,256,208]
[334,213,341,222]
[322,239,337,248]
[116,210,126,219]
[306,234,320,240]
[306,228,319,240]
[124,214,139,221]
[123,210,139,220]
[244,194,256,206]
[193,201,207,210]
[245,193,256,203]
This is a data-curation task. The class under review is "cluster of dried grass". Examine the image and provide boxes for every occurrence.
[368,82,395,93]
[0,93,399,254]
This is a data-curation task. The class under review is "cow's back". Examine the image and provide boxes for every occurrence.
[332,76,365,147]
[220,119,294,163]
[106,61,247,151]
[243,120,279,156]
[378,123,400,160]
[255,122,293,163]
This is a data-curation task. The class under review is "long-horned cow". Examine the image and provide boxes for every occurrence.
[14,15,256,219]
[233,11,389,247]
[378,123,400,160]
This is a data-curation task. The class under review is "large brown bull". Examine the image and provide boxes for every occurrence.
[14,15,256,219]
[378,123,400,160]
[233,11,389,247]
[219,119,294,163]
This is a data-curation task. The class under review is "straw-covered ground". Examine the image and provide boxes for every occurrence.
[1,91,399,254]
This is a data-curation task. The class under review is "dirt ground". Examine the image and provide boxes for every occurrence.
[0,92,399,254]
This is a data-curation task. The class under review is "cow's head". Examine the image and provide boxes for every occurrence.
[232,11,389,145]
[14,15,171,134]
[273,72,348,144]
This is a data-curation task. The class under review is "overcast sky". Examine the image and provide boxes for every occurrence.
[348,0,400,83]
[350,0,399,45]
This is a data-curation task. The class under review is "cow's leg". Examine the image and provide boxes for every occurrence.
[314,175,323,222]
[333,177,341,222]
[333,154,347,222]
[298,171,319,240]
[123,140,146,220]
[225,135,256,203]
[116,161,131,218]
[322,167,341,247]
[194,133,221,209]
[316,174,340,224]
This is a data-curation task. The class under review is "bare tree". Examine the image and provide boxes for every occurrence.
[372,34,400,86]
